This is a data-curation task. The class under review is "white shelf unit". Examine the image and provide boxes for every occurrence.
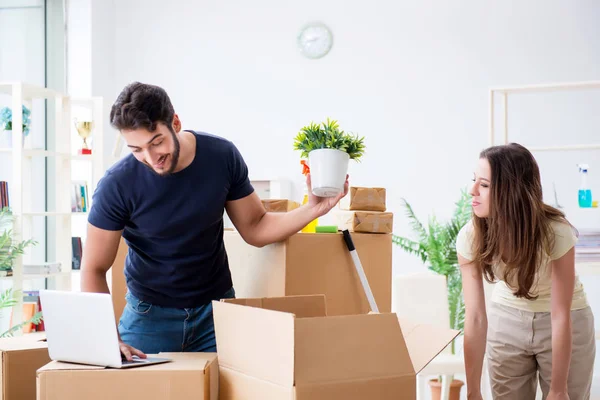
[0,81,104,336]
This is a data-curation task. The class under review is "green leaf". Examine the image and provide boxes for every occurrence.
[0,311,43,338]
[0,207,38,269]
[293,118,365,160]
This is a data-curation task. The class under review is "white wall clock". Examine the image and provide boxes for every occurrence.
[297,22,333,59]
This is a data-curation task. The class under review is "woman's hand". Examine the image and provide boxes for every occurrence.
[467,393,484,400]
[547,390,569,400]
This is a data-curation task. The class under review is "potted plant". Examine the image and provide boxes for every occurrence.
[293,118,365,197]
[392,189,471,400]
[0,207,42,336]
[0,105,32,148]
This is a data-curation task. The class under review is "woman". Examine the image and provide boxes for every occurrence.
[457,143,595,400]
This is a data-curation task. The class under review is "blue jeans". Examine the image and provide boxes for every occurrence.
[118,287,235,354]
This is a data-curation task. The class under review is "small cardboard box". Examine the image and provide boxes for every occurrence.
[213,295,459,400]
[36,352,218,400]
[335,210,394,234]
[224,231,391,316]
[344,187,387,212]
[0,332,50,400]
[262,199,301,212]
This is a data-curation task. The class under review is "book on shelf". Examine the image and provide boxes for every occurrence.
[72,236,82,270]
[7,290,44,333]
[0,181,8,209]
[71,180,89,212]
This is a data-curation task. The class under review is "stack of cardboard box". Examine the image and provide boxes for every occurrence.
[223,215,393,316]
[335,187,394,234]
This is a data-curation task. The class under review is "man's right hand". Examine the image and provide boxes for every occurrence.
[119,340,147,361]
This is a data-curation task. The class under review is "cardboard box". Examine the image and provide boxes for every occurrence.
[224,231,391,316]
[261,199,301,212]
[213,294,459,400]
[344,187,387,212]
[36,352,218,400]
[335,210,394,234]
[0,333,50,400]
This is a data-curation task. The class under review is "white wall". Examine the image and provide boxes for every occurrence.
[99,0,600,267]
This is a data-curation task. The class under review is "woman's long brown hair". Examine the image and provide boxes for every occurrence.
[472,143,570,299]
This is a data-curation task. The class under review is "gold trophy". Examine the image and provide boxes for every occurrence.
[74,119,93,155]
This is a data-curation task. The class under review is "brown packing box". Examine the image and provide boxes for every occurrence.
[335,210,394,234]
[261,199,301,212]
[36,352,218,400]
[0,332,50,400]
[224,231,391,316]
[213,295,459,400]
[347,187,386,212]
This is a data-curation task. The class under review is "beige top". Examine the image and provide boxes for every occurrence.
[456,219,588,312]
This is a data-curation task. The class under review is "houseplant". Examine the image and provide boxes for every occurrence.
[392,189,472,400]
[293,118,365,197]
[0,105,32,147]
[0,207,42,337]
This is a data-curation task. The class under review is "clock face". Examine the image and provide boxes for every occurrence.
[297,22,333,59]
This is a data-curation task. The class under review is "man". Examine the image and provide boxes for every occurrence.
[81,82,348,361]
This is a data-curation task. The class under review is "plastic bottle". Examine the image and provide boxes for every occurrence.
[578,164,593,208]
[300,160,318,233]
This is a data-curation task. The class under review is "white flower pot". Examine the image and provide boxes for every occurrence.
[308,148,349,197]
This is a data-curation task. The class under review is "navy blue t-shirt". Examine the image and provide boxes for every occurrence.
[87,131,254,308]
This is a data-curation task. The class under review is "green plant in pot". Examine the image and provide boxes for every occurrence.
[392,189,472,399]
[293,118,365,198]
[0,105,32,148]
[0,207,42,337]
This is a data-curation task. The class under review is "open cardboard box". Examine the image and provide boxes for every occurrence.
[36,352,218,400]
[213,294,459,400]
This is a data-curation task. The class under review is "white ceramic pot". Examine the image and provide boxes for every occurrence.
[308,148,349,197]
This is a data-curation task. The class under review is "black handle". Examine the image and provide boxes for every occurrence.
[342,229,355,251]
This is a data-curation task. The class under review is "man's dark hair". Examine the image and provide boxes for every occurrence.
[110,82,175,133]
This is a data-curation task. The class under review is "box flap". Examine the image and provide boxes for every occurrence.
[0,334,47,352]
[222,294,327,318]
[38,361,106,372]
[37,352,215,373]
[398,318,460,374]
[294,313,414,384]
[213,300,295,387]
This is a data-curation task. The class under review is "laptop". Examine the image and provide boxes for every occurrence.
[39,289,171,369]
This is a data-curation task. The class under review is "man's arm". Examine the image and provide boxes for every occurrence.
[225,191,320,248]
[80,223,146,360]
[80,223,122,294]
[226,173,348,248]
